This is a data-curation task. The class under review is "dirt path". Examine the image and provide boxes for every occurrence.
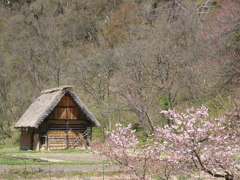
[0,152,122,179]
[0,151,219,180]
[22,152,108,162]
[0,164,116,173]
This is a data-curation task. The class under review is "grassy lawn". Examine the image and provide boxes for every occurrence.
[0,153,111,165]
[0,146,91,154]
[0,146,118,179]
[0,145,111,166]
[0,149,91,154]
[1,168,125,180]
[0,144,18,149]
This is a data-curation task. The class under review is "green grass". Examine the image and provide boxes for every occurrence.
[1,168,125,180]
[0,146,111,165]
[0,152,111,165]
[0,159,111,165]
[0,150,39,154]
[41,149,90,153]
[0,144,18,149]
[0,148,90,154]
[57,160,111,165]
[69,169,125,177]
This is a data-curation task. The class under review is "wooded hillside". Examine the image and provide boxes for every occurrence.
[0,0,239,143]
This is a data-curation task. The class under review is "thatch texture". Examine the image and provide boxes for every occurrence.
[15,86,100,128]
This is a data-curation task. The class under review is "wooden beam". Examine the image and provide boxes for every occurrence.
[90,127,92,141]
[46,124,49,150]
[46,118,84,121]
[66,120,69,149]
[55,106,78,108]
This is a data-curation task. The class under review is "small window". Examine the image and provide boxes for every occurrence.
[21,128,29,133]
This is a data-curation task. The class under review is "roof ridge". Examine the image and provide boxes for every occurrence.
[15,85,100,128]
[41,86,73,94]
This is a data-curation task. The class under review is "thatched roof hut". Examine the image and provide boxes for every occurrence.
[15,86,100,150]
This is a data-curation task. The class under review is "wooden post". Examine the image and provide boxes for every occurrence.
[46,124,49,150]
[31,130,34,150]
[66,120,69,149]
[90,127,92,141]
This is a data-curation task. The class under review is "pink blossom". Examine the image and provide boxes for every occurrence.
[95,106,240,180]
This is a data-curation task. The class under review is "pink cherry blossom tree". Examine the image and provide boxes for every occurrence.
[94,123,159,180]
[159,106,240,180]
[95,106,240,180]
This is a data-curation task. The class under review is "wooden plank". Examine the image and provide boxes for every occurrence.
[47,105,83,120]
[48,128,86,131]
[48,137,78,139]
[48,126,87,129]
[57,94,75,106]
[66,95,75,106]
[44,93,91,150]
[47,120,87,124]
[20,132,32,150]
[90,127,92,141]
[57,95,66,106]
[55,106,78,108]
[46,94,89,121]
[48,124,87,127]
[66,121,69,148]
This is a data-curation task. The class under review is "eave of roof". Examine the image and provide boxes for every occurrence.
[15,86,100,128]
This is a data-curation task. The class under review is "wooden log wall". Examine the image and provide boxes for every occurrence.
[46,94,89,150]
[48,124,87,150]
[47,94,86,121]
[20,129,33,150]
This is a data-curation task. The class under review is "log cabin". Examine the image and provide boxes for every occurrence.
[15,86,100,150]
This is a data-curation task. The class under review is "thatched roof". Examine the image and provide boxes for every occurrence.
[15,86,100,128]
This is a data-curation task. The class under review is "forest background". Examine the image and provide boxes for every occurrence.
[0,0,239,144]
